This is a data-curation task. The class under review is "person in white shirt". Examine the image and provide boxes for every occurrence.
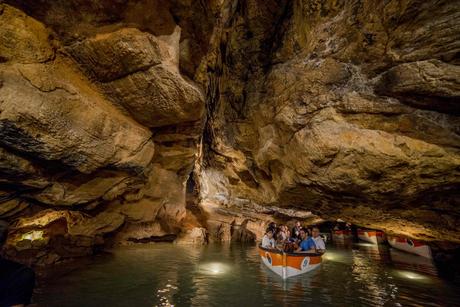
[311,227,326,251]
[261,229,275,249]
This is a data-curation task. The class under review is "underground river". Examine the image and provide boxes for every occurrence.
[34,241,460,307]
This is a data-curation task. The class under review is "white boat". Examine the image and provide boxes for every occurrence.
[258,245,323,279]
[387,235,432,259]
[358,229,385,244]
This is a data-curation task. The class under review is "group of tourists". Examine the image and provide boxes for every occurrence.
[261,221,326,253]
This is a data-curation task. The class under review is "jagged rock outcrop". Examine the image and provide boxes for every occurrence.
[375,60,460,113]
[0,1,207,263]
[0,0,459,264]
[69,27,205,127]
[4,210,124,265]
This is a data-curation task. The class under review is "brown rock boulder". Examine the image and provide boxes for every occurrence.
[69,28,165,82]
[375,60,460,113]
[69,27,205,127]
[0,61,155,173]
[0,4,54,63]
[4,210,124,265]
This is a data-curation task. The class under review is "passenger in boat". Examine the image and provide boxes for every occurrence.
[284,228,298,252]
[296,227,326,253]
[285,229,293,242]
[0,220,35,307]
[261,229,276,249]
[291,221,302,240]
[311,227,326,252]
[296,229,316,252]
[268,222,277,237]
[277,225,288,242]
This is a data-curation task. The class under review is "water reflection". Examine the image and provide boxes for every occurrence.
[35,243,460,307]
[389,248,438,276]
[331,233,353,250]
[351,247,395,306]
[353,242,391,262]
[257,261,322,305]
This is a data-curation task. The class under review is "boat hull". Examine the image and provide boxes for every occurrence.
[258,246,322,279]
[387,236,432,259]
[358,229,385,244]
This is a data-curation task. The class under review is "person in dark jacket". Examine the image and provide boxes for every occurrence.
[0,221,35,307]
[291,221,302,240]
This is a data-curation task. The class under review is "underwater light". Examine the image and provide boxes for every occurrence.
[324,252,337,261]
[199,262,229,275]
[396,270,428,281]
[355,242,375,247]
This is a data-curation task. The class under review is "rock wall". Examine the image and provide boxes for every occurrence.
[200,0,460,243]
[0,1,211,264]
[0,0,459,264]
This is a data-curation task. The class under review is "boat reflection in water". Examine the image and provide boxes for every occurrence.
[389,248,438,276]
[331,231,353,250]
[332,236,438,277]
[257,261,322,306]
[353,242,392,263]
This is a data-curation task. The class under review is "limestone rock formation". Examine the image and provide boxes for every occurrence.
[0,2,206,263]
[375,60,460,113]
[0,0,459,264]
[69,27,205,127]
[199,0,460,243]
[175,227,208,245]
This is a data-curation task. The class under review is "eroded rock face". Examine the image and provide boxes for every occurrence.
[0,2,206,263]
[69,27,205,127]
[200,0,460,243]
[0,0,459,264]
[375,60,460,113]
[4,210,124,265]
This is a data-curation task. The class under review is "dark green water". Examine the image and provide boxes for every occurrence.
[35,242,460,307]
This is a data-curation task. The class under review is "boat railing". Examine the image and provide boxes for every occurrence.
[258,244,324,257]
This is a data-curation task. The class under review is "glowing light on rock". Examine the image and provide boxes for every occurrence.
[21,230,44,241]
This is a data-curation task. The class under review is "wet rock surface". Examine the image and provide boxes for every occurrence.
[0,0,459,264]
